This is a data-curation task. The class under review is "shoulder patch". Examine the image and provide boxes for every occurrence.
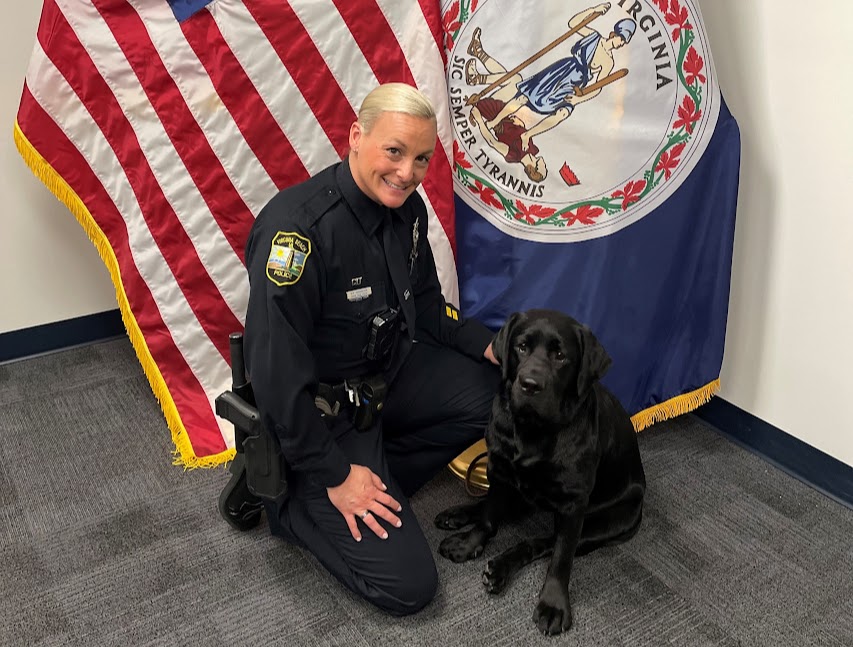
[266,231,311,286]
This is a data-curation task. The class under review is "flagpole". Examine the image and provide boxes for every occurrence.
[465,8,607,106]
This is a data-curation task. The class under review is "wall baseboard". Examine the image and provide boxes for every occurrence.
[694,397,853,510]
[3,313,851,511]
[0,309,124,363]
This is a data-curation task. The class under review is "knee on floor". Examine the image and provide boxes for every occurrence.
[372,559,438,616]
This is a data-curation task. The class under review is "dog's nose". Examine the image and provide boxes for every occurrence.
[519,376,542,394]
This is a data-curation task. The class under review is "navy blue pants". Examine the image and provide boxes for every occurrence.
[266,341,499,615]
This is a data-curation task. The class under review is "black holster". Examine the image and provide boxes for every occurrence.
[216,333,288,505]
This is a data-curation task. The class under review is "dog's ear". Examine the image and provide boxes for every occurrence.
[492,312,525,381]
[575,324,612,396]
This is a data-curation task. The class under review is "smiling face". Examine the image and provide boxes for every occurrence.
[348,111,437,209]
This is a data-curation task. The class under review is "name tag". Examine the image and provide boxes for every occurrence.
[346,286,372,302]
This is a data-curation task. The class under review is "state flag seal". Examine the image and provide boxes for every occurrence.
[443,0,721,242]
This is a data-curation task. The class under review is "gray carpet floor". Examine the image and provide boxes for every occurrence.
[1,338,851,646]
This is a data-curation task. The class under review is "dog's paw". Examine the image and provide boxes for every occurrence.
[434,503,477,530]
[438,531,485,563]
[482,558,510,594]
[533,582,573,635]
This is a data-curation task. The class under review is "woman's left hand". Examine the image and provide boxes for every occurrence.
[484,343,499,366]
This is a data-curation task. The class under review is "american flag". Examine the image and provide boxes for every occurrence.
[15,0,457,466]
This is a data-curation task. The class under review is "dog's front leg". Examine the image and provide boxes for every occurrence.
[437,483,510,563]
[533,510,584,635]
[483,535,554,594]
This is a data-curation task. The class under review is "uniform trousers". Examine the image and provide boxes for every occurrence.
[265,340,499,615]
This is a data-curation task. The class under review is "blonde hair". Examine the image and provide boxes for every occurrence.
[358,83,436,132]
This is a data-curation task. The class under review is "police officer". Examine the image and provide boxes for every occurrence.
[219,83,500,615]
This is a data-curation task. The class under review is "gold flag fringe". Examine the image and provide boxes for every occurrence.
[630,378,720,432]
[13,122,234,469]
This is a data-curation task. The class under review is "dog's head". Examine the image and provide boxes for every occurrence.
[492,309,612,420]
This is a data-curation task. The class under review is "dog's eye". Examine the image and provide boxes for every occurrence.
[554,351,566,361]
[516,342,528,354]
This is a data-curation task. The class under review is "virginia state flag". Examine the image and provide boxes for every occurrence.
[443,0,740,427]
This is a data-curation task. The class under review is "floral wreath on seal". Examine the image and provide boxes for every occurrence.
[443,0,708,228]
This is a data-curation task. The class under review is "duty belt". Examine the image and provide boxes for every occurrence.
[315,375,387,431]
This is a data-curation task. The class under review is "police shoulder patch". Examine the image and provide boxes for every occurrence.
[266,231,311,286]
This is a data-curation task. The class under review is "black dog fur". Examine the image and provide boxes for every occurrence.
[435,309,645,635]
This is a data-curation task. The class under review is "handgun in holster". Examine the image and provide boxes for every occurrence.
[215,333,288,505]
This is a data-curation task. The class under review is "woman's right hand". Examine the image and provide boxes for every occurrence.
[327,464,403,542]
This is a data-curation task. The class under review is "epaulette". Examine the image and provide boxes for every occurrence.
[304,184,342,228]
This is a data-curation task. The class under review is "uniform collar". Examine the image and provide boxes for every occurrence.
[336,158,386,237]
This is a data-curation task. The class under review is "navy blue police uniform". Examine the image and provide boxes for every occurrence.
[241,158,499,615]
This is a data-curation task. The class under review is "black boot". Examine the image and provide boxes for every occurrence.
[218,453,264,531]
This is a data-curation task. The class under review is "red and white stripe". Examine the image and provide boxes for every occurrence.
[18,0,456,460]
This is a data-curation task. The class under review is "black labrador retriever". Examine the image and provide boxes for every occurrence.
[435,309,645,635]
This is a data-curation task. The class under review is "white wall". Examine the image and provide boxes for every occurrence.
[3,2,852,467]
[700,0,853,468]
[0,2,116,334]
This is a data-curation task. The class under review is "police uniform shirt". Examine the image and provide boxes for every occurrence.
[243,159,494,489]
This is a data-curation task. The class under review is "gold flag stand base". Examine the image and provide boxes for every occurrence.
[447,438,489,492]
